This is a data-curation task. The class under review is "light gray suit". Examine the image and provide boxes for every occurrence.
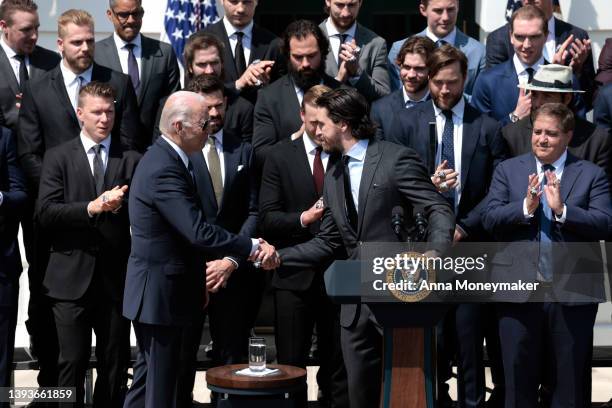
[320,20,390,102]
[387,29,486,99]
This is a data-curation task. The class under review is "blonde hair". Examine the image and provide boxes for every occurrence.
[58,9,94,38]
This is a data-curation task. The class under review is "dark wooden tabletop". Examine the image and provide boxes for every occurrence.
[206,364,307,390]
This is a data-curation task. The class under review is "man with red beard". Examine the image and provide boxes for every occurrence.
[253,19,342,167]
[371,35,434,140]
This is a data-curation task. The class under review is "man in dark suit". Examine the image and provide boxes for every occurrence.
[485,0,595,107]
[595,38,612,89]
[94,0,180,145]
[0,126,27,408]
[371,36,434,140]
[503,64,611,182]
[36,82,140,408]
[263,88,455,408]
[259,84,348,408]
[253,19,342,166]
[482,103,612,407]
[0,0,60,131]
[319,0,390,101]
[203,0,279,101]
[594,82,612,129]
[123,90,276,408]
[175,75,260,407]
[388,44,507,408]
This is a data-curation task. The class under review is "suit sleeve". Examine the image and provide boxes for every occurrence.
[594,87,612,129]
[253,89,279,165]
[118,77,144,150]
[0,130,27,212]
[370,101,385,140]
[351,38,391,101]
[470,75,512,125]
[485,27,510,68]
[16,80,44,191]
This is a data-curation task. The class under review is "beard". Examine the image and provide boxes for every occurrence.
[403,78,429,95]
[289,61,326,91]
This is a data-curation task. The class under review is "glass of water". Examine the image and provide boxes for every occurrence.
[248,337,266,371]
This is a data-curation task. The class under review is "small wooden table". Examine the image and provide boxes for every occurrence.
[206,364,307,408]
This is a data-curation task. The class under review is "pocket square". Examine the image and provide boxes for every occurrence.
[237,164,245,172]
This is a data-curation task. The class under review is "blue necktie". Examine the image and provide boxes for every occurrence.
[538,164,556,282]
[436,39,448,48]
[125,43,140,93]
[441,110,455,209]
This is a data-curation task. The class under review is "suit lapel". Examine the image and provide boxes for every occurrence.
[71,138,97,198]
[98,37,123,72]
[560,154,582,202]
[51,67,79,124]
[220,135,240,210]
[283,76,302,121]
[104,139,122,188]
[139,36,157,102]
[0,49,19,94]
[357,140,382,236]
[319,22,339,75]
[250,25,268,64]
[191,151,218,217]
[459,106,480,190]
[293,137,318,198]
[216,23,238,81]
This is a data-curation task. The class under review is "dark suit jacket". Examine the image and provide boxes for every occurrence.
[502,115,611,183]
[253,74,342,166]
[482,153,612,303]
[594,82,612,129]
[596,38,612,87]
[279,139,455,326]
[370,89,431,140]
[0,127,27,280]
[94,35,181,145]
[259,136,340,291]
[36,137,140,301]
[17,63,142,193]
[387,101,506,238]
[485,18,595,107]
[203,20,281,101]
[0,45,60,131]
[123,137,253,326]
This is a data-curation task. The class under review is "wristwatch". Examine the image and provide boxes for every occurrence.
[509,112,520,123]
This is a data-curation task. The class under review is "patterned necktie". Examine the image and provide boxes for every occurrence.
[526,67,535,84]
[234,32,247,77]
[313,146,325,196]
[207,135,223,207]
[436,39,448,48]
[538,163,556,282]
[92,144,105,196]
[125,43,140,92]
[441,109,455,209]
[342,155,358,231]
[338,34,348,65]
[15,54,28,90]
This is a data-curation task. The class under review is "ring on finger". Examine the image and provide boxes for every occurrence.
[437,171,446,180]
[440,181,448,190]
[529,187,538,196]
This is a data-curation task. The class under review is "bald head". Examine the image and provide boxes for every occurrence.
[160,91,209,154]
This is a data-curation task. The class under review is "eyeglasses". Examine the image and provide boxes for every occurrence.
[111,8,144,22]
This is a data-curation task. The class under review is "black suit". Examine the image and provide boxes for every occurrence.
[259,137,347,407]
[203,20,281,102]
[279,138,454,408]
[0,45,60,131]
[253,74,341,166]
[37,136,140,408]
[123,137,253,408]
[594,82,612,129]
[0,127,27,408]
[94,35,181,145]
[485,18,596,108]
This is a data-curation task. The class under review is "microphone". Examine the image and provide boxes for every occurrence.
[391,206,404,238]
[415,212,428,242]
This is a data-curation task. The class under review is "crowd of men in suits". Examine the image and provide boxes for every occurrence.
[0,0,611,407]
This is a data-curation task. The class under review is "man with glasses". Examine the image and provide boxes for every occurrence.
[95,0,180,146]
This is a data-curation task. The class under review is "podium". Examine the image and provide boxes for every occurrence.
[324,260,449,408]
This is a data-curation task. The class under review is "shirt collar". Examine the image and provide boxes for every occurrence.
[113,32,142,51]
[209,129,223,146]
[325,18,357,39]
[512,53,545,76]
[161,134,190,169]
[80,131,111,153]
[344,138,369,162]
[432,97,465,120]
[402,87,430,105]
[0,35,17,59]
[425,27,456,46]
[535,149,567,173]
[223,16,253,39]
[60,59,93,84]
[302,132,321,154]
[547,16,555,38]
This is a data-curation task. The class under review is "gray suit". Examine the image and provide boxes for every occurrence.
[279,138,454,408]
[94,35,181,145]
[387,29,486,99]
[320,20,390,102]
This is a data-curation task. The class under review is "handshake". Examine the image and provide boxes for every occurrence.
[248,238,282,270]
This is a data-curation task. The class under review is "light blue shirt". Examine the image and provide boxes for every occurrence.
[343,139,369,210]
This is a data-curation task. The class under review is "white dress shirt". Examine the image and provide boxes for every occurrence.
[325,18,357,65]
[60,61,93,112]
[544,17,556,63]
[303,133,330,174]
[0,35,29,84]
[433,98,465,213]
[513,54,545,86]
[80,132,110,175]
[113,32,142,77]
[201,129,226,186]
[223,17,253,64]
[523,150,567,223]
[344,139,369,210]
[425,27,457,47]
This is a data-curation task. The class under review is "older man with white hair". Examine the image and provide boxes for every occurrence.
[123,91,277,408]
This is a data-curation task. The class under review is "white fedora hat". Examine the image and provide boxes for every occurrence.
[517,64,584,93]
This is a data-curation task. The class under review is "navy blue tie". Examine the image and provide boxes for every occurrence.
[441,110,455,209]
[538,164,555,282]
[125,43,140,93]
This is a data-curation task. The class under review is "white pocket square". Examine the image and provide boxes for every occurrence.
[237,165,245,172]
